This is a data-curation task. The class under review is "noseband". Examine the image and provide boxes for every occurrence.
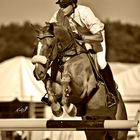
[37,33,54,40]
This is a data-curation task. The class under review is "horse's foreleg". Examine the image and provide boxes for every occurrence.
[46,80,63,117]
[61,73,77,116]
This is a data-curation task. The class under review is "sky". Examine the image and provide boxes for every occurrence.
[0,0,140,26]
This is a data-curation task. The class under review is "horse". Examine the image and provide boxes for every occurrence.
[31,22,128,140]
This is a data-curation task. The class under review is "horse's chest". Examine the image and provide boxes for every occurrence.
[64,55,92,78]
[62,54,97,103]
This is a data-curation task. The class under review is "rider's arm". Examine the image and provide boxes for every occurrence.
[79,6,104,42]
[82,31,103,42]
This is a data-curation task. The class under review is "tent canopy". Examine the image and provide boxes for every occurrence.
[110,62,140,101]
[0,56,46,102]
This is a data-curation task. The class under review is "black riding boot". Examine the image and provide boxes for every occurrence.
[100,63,119,108]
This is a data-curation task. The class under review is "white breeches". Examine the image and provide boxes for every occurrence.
[85,30,107,70]
[96,30,107,69]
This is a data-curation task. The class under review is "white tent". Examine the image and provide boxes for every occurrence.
[0,56,46,102]
[110,62,140,101]
[110,62,140,120]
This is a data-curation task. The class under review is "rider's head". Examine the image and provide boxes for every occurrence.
[56,0,77,8]
[56,0,78,16]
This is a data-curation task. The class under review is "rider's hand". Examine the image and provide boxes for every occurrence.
[72,32,82,40]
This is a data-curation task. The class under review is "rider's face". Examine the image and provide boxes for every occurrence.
[61,5,74,16]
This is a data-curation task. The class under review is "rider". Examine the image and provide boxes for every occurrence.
[43,0,118,107]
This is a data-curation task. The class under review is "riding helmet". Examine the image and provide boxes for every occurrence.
[56,0,78,8]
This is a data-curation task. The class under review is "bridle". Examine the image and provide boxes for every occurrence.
[37,32,54,40]
[37,33,56,70]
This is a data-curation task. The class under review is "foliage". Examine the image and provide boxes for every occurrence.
[105,21,140,63]
[0,21,38,62]
[0,21,140,63]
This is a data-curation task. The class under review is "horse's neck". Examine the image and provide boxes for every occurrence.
[54,24,87,58]
[56,9,71,29]
[60,40,87,58]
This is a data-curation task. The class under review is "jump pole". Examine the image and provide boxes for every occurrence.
[0,119,138,131]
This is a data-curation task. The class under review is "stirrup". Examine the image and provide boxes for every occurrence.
[41,94,51,106]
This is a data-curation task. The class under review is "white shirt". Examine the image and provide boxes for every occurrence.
[50,5,104,34]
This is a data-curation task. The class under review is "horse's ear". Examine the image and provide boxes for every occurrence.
[45,22,54,35]
[45,22,54,30]
[49,23,54,33]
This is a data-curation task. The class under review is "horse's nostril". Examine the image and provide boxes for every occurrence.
[40,71,45,77]
[41,71,44,74]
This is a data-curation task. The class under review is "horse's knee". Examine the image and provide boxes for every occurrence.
[61,73,71,104]
[61,73,71,84]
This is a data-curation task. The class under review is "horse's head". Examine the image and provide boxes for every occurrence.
[31,22,73,80]
[31,22,57,80]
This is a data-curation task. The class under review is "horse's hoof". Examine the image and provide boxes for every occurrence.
[51,102,63,117]
[65,104,77,117]
[41,97,51,106]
